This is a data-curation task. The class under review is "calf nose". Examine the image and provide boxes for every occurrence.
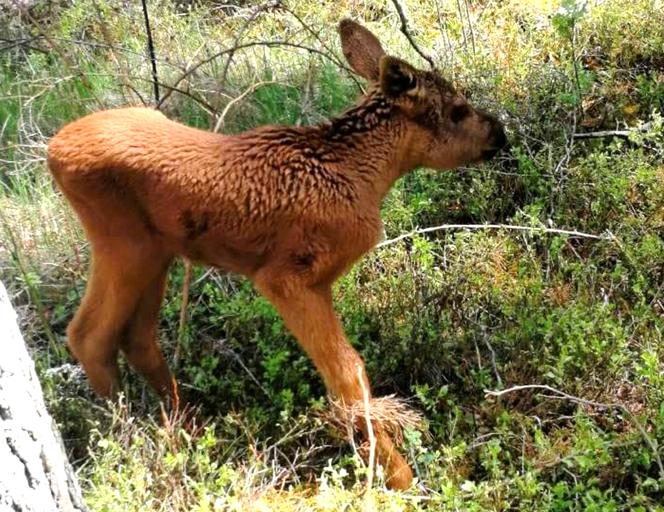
[481,117,508,161]
[488,115,507,150]
[492,122,507,150]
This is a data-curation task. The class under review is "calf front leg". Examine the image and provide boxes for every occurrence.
[254,274,413,490]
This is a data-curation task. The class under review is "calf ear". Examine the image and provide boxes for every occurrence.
[338,19,386,82]
[379,56,422,99]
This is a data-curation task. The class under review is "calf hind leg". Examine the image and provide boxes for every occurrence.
[120,260,180,409]
[67,242,170,398]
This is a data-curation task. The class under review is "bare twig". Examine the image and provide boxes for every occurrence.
[49,36,179,67]
[482,334,502,388]
[217,339,271,398]
[377,223,610,248]
[17,6,105,109]
[140,0,160,105]
[434,2,456,74]
[460,0,476,57]
[220,1,281,86]
[157,40,346,109]
[551,35,580,210]
[213,80,277,133]
[358,365,376,505]
[389,0,436,68]
[88,72,217,113]
[0,35,46,54]
[282,6,362,88]
[485,384,664,480]
[121,82,148,106]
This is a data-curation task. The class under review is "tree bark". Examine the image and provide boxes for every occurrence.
[0,281,87,512]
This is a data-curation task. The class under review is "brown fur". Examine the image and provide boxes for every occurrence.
[47,20,506,490]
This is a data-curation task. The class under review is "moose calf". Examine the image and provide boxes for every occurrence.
[47,20,506,489]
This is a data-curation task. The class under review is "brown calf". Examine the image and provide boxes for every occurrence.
[47,20,506,489]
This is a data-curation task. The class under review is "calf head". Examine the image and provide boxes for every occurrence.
[339,19,507,170]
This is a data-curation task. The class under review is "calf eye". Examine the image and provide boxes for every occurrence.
[450,105,470,123]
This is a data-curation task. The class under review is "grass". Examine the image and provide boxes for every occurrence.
[1,0,664,510]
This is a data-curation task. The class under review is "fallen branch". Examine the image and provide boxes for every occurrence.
[377,223,610,248]
[573,129,630,139]
[574,123,652,139]
[485,384,664,480]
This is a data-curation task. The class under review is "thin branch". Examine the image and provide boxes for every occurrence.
[358,365,376,504]
[377,223,610,248]
[140,0,160,106]
[220,1,280,86]
[0,35,46,54]
[214,339,271,398]
[483,334,502,388]
[157,40,347,109]
[461,0,476,57]
[485,384,664,480]
[389,0,436,68]
[49,36,179,66]
[213,80,277,133]
[119,82,148,106]
[103,73,216,114]
[282,6,363,89]
[18,6,105,109]
[59,70,217,113]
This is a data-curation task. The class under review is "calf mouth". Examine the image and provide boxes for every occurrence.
[481,147,501,161]
[481,125,508,161]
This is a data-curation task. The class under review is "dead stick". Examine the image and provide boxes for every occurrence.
[358,365,376,506]
[573,130,630,139]
[574,123,651,139]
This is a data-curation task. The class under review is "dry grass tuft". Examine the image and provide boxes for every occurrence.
[324,394,427,445]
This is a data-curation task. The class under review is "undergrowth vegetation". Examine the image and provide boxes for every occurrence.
[1,0,663,510]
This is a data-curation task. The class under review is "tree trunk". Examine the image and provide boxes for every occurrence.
[0,281,87,512]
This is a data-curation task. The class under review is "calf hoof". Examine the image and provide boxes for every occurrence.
[385,453,414,490]
[375,433,413,490]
